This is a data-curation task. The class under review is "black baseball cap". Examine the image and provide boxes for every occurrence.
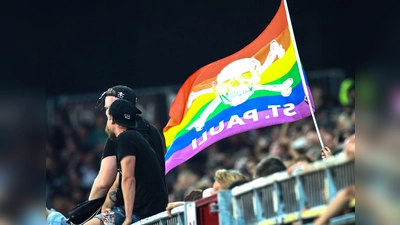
[109,99,137,128]
[96,85,142,114]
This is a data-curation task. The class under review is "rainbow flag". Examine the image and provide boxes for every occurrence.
[163,0,315,174]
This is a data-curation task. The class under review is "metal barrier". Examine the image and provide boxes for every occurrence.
[132,154,355,225]
[230,154,355,225]
[132,205,185,225]
[131,195,219,225]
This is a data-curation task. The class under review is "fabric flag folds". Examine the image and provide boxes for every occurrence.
[163,0,315,174]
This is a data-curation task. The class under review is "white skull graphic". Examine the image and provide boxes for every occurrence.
[186,39,290,132]
[213,58,261,107]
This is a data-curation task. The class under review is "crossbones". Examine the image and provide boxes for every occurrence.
[187,40,292,131]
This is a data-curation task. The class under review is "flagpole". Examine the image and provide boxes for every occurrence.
[283,0,325,148]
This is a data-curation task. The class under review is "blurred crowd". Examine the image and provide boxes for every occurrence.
[46,105,107,214]
[46,80,355,216]
[165,101,355,203]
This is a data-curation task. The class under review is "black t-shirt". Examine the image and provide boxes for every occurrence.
[101,117,166,176]
[115,130,168,219]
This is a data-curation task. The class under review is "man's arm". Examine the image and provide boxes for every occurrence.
[88,156,117,200]
[166,202,184,217]
[314,185,355,225]
[102,172,120,211]
[120,155,136,220]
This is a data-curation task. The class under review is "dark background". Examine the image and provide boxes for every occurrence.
[2,0,355,95]
[45,0,354,96]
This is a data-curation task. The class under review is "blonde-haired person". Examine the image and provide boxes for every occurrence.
[209,169,247,195]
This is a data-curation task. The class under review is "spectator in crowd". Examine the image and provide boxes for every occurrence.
[313,133,355,225]
[343,134,355,159]
[202,187,214,198]
[228,180,248,189]
[208,169,247,196]
[321,129,338,153]
[253,156,287,179]
[304,130,323,161]
[183,189,203,201]
[170,169,199,202]
[167,169,248,217]
[89,85,166,201]
[46,79,355,221]
[321,133,355,160]
[165,189,203,217]
[86,99,168,225]
[287,155,313,175]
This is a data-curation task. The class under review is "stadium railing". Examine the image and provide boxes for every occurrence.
[230,153,354,225]
[132,154,355,225]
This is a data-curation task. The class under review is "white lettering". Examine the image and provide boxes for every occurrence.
[227,115,245,129]
[191,103,296,151]
[192,139,198,150]
[283,103,296,116]
[210,121,224,136]
[268,105,280,117]
[243,109,259,122]
[198,131,208,146]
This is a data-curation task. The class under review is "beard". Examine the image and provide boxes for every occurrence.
[105,125,117,141]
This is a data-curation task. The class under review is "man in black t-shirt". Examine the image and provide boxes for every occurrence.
[86,99,168,225]
[88,85,166,201]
